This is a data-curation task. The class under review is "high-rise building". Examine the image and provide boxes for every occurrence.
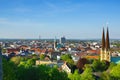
[100,27,111,62]
[60,36,66,44]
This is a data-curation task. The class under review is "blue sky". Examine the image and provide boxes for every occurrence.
[0,0,120,39]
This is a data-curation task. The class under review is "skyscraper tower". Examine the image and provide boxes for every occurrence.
[60,36,66,44]
[100,27,111,62]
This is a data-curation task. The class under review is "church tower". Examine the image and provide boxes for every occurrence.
[54,37,57,51]
[100,27,111,62]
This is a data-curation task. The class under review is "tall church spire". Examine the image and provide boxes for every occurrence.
[102,28,105,50]
[100,27,111,62]
[106,27,110,50]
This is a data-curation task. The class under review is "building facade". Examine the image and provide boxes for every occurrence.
[60,37,66,44]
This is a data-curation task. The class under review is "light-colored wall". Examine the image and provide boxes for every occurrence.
[36,60,56,65]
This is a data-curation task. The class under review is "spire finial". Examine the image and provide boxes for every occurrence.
[106,27,110,50]
[102,27,105,50]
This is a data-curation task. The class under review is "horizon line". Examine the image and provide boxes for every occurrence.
[0,38,120,40]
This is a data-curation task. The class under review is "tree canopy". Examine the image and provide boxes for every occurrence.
[61,54,74,65]
[2,57,69,80]
[110,64,120,79]
[92,60,109,72]
[61,54,72,61]
[81,67,95,80]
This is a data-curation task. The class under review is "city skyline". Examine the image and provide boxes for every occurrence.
[0,0,120,39]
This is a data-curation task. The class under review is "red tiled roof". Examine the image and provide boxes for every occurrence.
[86,56,99,59]
[31,48,41,53]
[7,48,20,54]
[87,50,97,53]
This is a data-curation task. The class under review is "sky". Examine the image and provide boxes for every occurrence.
[0,0,120,39]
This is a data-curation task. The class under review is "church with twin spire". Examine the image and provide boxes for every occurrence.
[100,27,111,62]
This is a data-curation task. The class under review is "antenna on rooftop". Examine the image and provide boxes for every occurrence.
[39,35,41,40]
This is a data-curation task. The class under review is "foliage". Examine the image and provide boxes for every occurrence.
[27,58,36,66]
[92,60,109,72]
[18,61,26,67]
[92,60,101,72]
[36,65,69,80]
[68,70,81,80]
[81,67,95,80]
[113,43,120,48]
[100,72,111,80]
[10,56,21,65]
[61,54,72,61]
[2,58,17,80]
[16,66,39,80]
[3,55,120,80]
[87,59,94,64]
[66,59,74,65]
[110,64,120,79]
[40,54,45,60]
[20,57,28,61]
[32,54,39,60]
[3,57,69,80]
[101,60,110,70]
[48,67,68,80]
[53,64,58,69]
[2,48,7,53]
[109,62,117,70]
[61,54,74,66]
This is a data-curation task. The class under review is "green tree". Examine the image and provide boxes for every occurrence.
[61,54,74,66]
[101,60,110,71]
[32,54,39,60]
[37,65,69,80]
[20,57,28,61]
[49,68,68,80]
[27,59,36,66]
[110,64,120,79]
[92,60,101,71]
[81,67,95,80]
[18,61,26,67]
[3,57,69,80]
[69,70,81,80]
[92,60,109,72]
[40,54,45,60]
[16,65,39,80]
[2,58,17,80]
[61,54,72,61]
[109,62,116,70]
[2,48,7,53]
[10,56,21,65]
[66,59,74,65]
[100,72,111,80]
